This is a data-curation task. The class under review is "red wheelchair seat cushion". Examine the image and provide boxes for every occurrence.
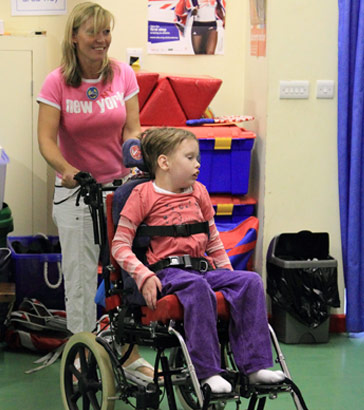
[141,291,230,325]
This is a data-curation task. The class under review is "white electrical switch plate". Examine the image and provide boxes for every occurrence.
[279,81,310,99]
[126,48,143,68]
[316,80,335,99]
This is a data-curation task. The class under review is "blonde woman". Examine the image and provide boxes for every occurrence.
[37,2,154,382]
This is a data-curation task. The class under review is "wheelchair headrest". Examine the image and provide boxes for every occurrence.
[122,139,149,173]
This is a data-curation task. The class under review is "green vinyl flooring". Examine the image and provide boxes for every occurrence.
[0,333,363,410]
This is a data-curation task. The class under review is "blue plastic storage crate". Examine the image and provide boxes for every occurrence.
[194,125,255,195]
[210,195,256,224]
[8,236,64,309]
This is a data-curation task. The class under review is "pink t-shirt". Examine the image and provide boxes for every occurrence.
[37,61,139,183]
[121,180,215,265]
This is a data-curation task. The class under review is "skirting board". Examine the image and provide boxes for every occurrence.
[329,314,346,333]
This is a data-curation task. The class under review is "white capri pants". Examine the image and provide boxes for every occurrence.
[53,178,99,334]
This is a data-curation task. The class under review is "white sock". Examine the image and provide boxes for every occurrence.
[248,369,285,384]
[201,375,232,393]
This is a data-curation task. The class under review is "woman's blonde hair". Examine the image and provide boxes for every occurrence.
[61,2,115,87]
[141,127,198,178]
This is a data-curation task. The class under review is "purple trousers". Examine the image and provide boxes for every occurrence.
[157,268,273,379]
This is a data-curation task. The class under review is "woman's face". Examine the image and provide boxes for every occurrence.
[73,16,111,67]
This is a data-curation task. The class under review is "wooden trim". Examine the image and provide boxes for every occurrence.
[0,282,15,303]
[329,314,346,333]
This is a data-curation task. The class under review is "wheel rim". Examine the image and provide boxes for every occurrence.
[60,332,115,410]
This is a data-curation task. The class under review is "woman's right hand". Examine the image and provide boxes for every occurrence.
[61,166,80,188]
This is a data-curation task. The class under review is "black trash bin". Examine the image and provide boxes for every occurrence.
[267,230,340,344]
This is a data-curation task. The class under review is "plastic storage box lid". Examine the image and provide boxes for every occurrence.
[210,195,256,216]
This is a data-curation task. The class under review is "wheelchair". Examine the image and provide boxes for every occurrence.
[60,160,308,410]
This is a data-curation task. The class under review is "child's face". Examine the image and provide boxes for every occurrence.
[167,138,200,192]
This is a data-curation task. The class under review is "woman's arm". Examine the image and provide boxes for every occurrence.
[123,94,141,142]
[37,103,79,188]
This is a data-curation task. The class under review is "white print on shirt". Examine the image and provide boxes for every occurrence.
[66,91,125,114]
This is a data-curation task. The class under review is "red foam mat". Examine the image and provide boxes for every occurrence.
[140,78,187,126]
[136,71,159,111]
[168,75,222,119]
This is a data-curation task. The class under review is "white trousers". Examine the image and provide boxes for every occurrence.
[53,181,99,334]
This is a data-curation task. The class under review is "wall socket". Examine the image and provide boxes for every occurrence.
[279,81,310,99]
[316,80,335,99]
[126,48,143,68]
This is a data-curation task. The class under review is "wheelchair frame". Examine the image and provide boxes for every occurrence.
[60,172,308,410]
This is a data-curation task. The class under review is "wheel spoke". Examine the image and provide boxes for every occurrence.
[82,392,91,410]
[70,388,81,404]
[87,390,101,410]
[79,347,89,373]
[70,363,82,382]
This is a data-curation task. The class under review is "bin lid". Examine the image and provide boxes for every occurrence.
[275,231,330,259]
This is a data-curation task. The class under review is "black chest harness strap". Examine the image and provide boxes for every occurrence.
[136,221,212,273]
[149,255,213,273]
[136,221,209,238]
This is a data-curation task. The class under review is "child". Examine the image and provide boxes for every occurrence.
[112,127,285,393]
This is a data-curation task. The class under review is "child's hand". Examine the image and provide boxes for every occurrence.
[142,275,162,310]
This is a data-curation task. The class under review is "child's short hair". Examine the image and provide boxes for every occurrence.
[140,127,198,178]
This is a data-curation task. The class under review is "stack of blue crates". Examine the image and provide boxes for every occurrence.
[193,124,257,225]
[191,124,258,270]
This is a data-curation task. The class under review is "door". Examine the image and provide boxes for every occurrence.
[0,50,33,234]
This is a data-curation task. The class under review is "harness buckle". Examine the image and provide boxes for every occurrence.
[182,255,192,268]
[199,259,209,273]
[167,256,183,266]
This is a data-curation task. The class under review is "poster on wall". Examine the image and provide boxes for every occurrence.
[148,0,226,55]
[249,0,266,57]
[11,0,67,16]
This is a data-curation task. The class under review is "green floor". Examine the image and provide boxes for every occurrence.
[0,333,363,410]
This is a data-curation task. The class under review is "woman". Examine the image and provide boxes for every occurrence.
[37,2,153,382]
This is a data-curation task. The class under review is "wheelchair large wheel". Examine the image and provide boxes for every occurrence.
[60,332,116,410]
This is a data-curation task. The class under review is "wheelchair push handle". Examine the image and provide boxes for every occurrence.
[74,171,96,187]
[73,171,101,208]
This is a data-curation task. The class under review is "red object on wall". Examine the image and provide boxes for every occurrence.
[135,72,159,110]
[140,78,187,126]
[168,75,222,119]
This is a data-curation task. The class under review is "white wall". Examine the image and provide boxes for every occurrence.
[0,0,344,313]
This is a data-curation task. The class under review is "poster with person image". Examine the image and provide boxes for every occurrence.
[148,0,226,55]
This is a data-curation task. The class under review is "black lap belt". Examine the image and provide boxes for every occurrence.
[149,255,213,273]
[136,221,209,238]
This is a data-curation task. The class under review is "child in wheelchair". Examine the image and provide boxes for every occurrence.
[112,127,285,394]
